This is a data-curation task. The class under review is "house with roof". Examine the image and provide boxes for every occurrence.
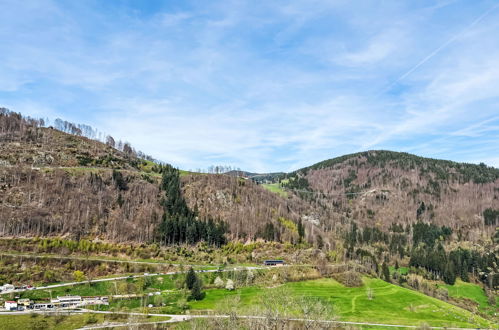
[4,301,18,310]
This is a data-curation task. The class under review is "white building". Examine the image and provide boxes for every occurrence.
[18,298,32,307]
[0,284,15,292]
[55,296,82,303]
[5,301,17,310]
[82,296,109,306]
[51,295,83,308]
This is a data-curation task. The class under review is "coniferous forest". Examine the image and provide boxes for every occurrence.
[157,164,227,247]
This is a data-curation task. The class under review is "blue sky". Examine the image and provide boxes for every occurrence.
[1,0,499,172]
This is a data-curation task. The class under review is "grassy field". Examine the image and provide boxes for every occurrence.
[188,278,495,328]
[179,169,204,177]
[389,266,409,275]
[0,313,170,330]
[261,183,288,198]
[10,271,222,302]
[10,274,495,328]
[439,279,497,316]
[10,275,179,301]
[10,281,118,300]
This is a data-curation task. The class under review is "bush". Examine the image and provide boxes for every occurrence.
[332,271,362,287]
[30,319,49,330]
[85,314,98,324]
[226,279,235,290]
[54,314,67,324]
[214,276,225,288]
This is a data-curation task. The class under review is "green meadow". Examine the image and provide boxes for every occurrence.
[261,182,288,197]
[0,313,170,330]
[188,278,495,328]
[439,279,497,316]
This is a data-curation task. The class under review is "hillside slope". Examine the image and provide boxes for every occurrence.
[0,109,308,243]
[2,109,498,246]
[284,150,499,242]
[182,174,314,242]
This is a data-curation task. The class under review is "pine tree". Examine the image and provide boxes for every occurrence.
[297,220,305,243]
[382,262,391,282]
[443,261,456,285]
[189,278,204,301]
[185,267,197,290]
[460,260,469,282]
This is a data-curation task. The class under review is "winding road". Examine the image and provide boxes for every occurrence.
[0,309,493,330]
[1,264,265,294]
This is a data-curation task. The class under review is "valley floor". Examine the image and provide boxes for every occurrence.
[0,244,496,330]
[187,278,494,329]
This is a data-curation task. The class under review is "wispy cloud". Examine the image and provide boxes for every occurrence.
[0,0,498,171]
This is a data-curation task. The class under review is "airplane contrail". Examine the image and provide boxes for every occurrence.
[385,2,499,91]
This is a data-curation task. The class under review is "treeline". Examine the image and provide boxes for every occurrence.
[345,220,498,288]
[483,208,498,226]
[412,222,452,247]
[0,108,45,141]
[409,223,496,287]
[363,150,499,184]
[0,107,156,162]
[345,223,407,258]
[410,244,497,287]
[283,176,310,191]
[53,118,155,162]
[157,164,227,246]
[292,150,499,184]
[53,118,97,139]
[256,219,305,244]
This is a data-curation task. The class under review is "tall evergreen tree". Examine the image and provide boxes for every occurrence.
[382,262,391,282]
[189,277,205,301]
[297,220,305,243]
[443,261,456,285]
[185,267,197,290]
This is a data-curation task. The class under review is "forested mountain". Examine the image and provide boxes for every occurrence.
[281,151,498,289]
[1,110,497,242]
[1,108,498,289]
[284,150,498,240]
[0,108,307,244]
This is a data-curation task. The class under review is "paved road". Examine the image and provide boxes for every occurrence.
[0,310,492,330]
[0,251,218,267]
[1,265,265,294]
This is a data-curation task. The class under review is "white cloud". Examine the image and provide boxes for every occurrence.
[1,0,499,171]
[338,29,405,66]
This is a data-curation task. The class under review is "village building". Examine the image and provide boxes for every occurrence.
[0,284,15,292]
[18,298,32,307]
[263,260,285,266]
[4,301,18,310]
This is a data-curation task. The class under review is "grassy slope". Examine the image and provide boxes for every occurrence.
[0,314,107,330]
[0,313,170,330]
[189,278,494,328]
[261,183,288,198]
[11,275,178,300]
[439,280,497,316]
[389,266,409,275]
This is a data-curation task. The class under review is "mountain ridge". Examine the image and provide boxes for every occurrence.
[1,109,498,246]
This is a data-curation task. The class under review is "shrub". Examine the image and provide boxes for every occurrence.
[214,276,225,288]
[226,279,235,290]
[332,271,362,287]
[85,314,98,324]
